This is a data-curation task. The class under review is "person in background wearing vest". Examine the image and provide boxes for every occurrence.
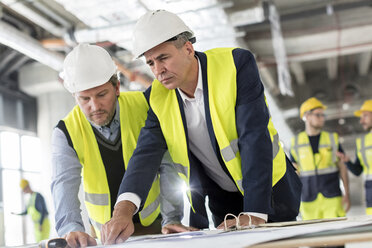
[101,10,302,244]
[51,44,194,248]
[12,179,50,242]
[338,99,372,215]
[290,97,350,221]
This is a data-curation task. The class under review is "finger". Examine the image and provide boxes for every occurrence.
[165,225,185,233]
[217,219,235,229]
[188,226,199,231]
[162,227,170,234]
[87,236,97,246]
[115,225,134,244]
[77,235,88,247]
[216,222,224,229]
[65,235,78,248]
[105,224,123,245]
[101,224,106,244]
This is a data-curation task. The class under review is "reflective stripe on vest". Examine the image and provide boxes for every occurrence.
[150,48,287,202]
[328,133,337,163]
[221,134,280,164]
[300,167,339,177]
[221,139,239,162]
[360,135,371,171]
[357,133,372,176]
[63,92,160,237]
[365,174,372,181]
[85,192,109,206]
[140,195,161,219]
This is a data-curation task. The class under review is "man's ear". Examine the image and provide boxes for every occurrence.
[184,41,195,56]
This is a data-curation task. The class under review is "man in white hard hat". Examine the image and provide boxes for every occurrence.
[101,10,301,244]
[338,99,372,215]
[51,43,192,248]
[290,97,350,221]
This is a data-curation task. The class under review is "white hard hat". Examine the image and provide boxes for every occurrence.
[132,10,195,58]
[63,43,117,93]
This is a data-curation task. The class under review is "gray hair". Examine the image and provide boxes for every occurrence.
[168,32,195,49]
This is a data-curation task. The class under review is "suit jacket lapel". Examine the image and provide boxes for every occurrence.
[195,51,218,154]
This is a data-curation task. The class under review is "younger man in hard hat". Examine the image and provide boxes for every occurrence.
[290,97,350,220]
[338,99,372,215]
[13,179,50,242]
[102,10,301,244]
[51,44,191,248]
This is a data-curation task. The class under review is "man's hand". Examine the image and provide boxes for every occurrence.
[65,231,97,248]
[217,214,266,229]
[101,201,136,245]
[336,151,350,163]
[343,195,351,213]
[161,223,199,234]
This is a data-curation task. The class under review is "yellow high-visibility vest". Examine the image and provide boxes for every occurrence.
[150,48,286,207]
[64,92,160,238]
[291,131,339,176]
[356,132,372,177]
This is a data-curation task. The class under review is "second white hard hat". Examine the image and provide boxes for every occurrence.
[63,43,117,93]
[132,10,194,59]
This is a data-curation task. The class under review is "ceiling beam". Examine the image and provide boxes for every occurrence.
[327,57,338,80]
[257,63,280,95]
[289,62,305,85]
[0,20,64,71]
[250,25,372,63]
[358,51,372,76]
[2,0,66,37]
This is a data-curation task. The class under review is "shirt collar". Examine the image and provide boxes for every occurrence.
[177,56,203,104]
[90,100,120,130]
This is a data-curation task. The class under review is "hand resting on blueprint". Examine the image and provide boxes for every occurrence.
[101,200,136,245]
[162,223,199,234]
[217,214,265,230]
[65,231,97,248]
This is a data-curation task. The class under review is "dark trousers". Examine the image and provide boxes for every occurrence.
[189,159,243,228]
[189,157,301,229]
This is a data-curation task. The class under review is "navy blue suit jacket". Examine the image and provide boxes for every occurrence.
[119,48,296,215]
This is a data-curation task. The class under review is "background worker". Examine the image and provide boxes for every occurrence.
[12,179,50,242]
[290,97,350,220]
[51,44,190,248]
[338,99,372,215]
[101,10,301,244]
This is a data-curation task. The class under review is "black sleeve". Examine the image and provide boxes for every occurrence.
[233,48,273,214]
[338,144,344,153]
[34,193,48,226]
[143,87,151,103]
[346,152,363,176]
[289,152,297,164]
[117,103,168,209]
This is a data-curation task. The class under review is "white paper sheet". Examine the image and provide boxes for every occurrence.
[97,216,372,248]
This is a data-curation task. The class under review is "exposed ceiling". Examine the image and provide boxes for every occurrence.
[0,0,371,151]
